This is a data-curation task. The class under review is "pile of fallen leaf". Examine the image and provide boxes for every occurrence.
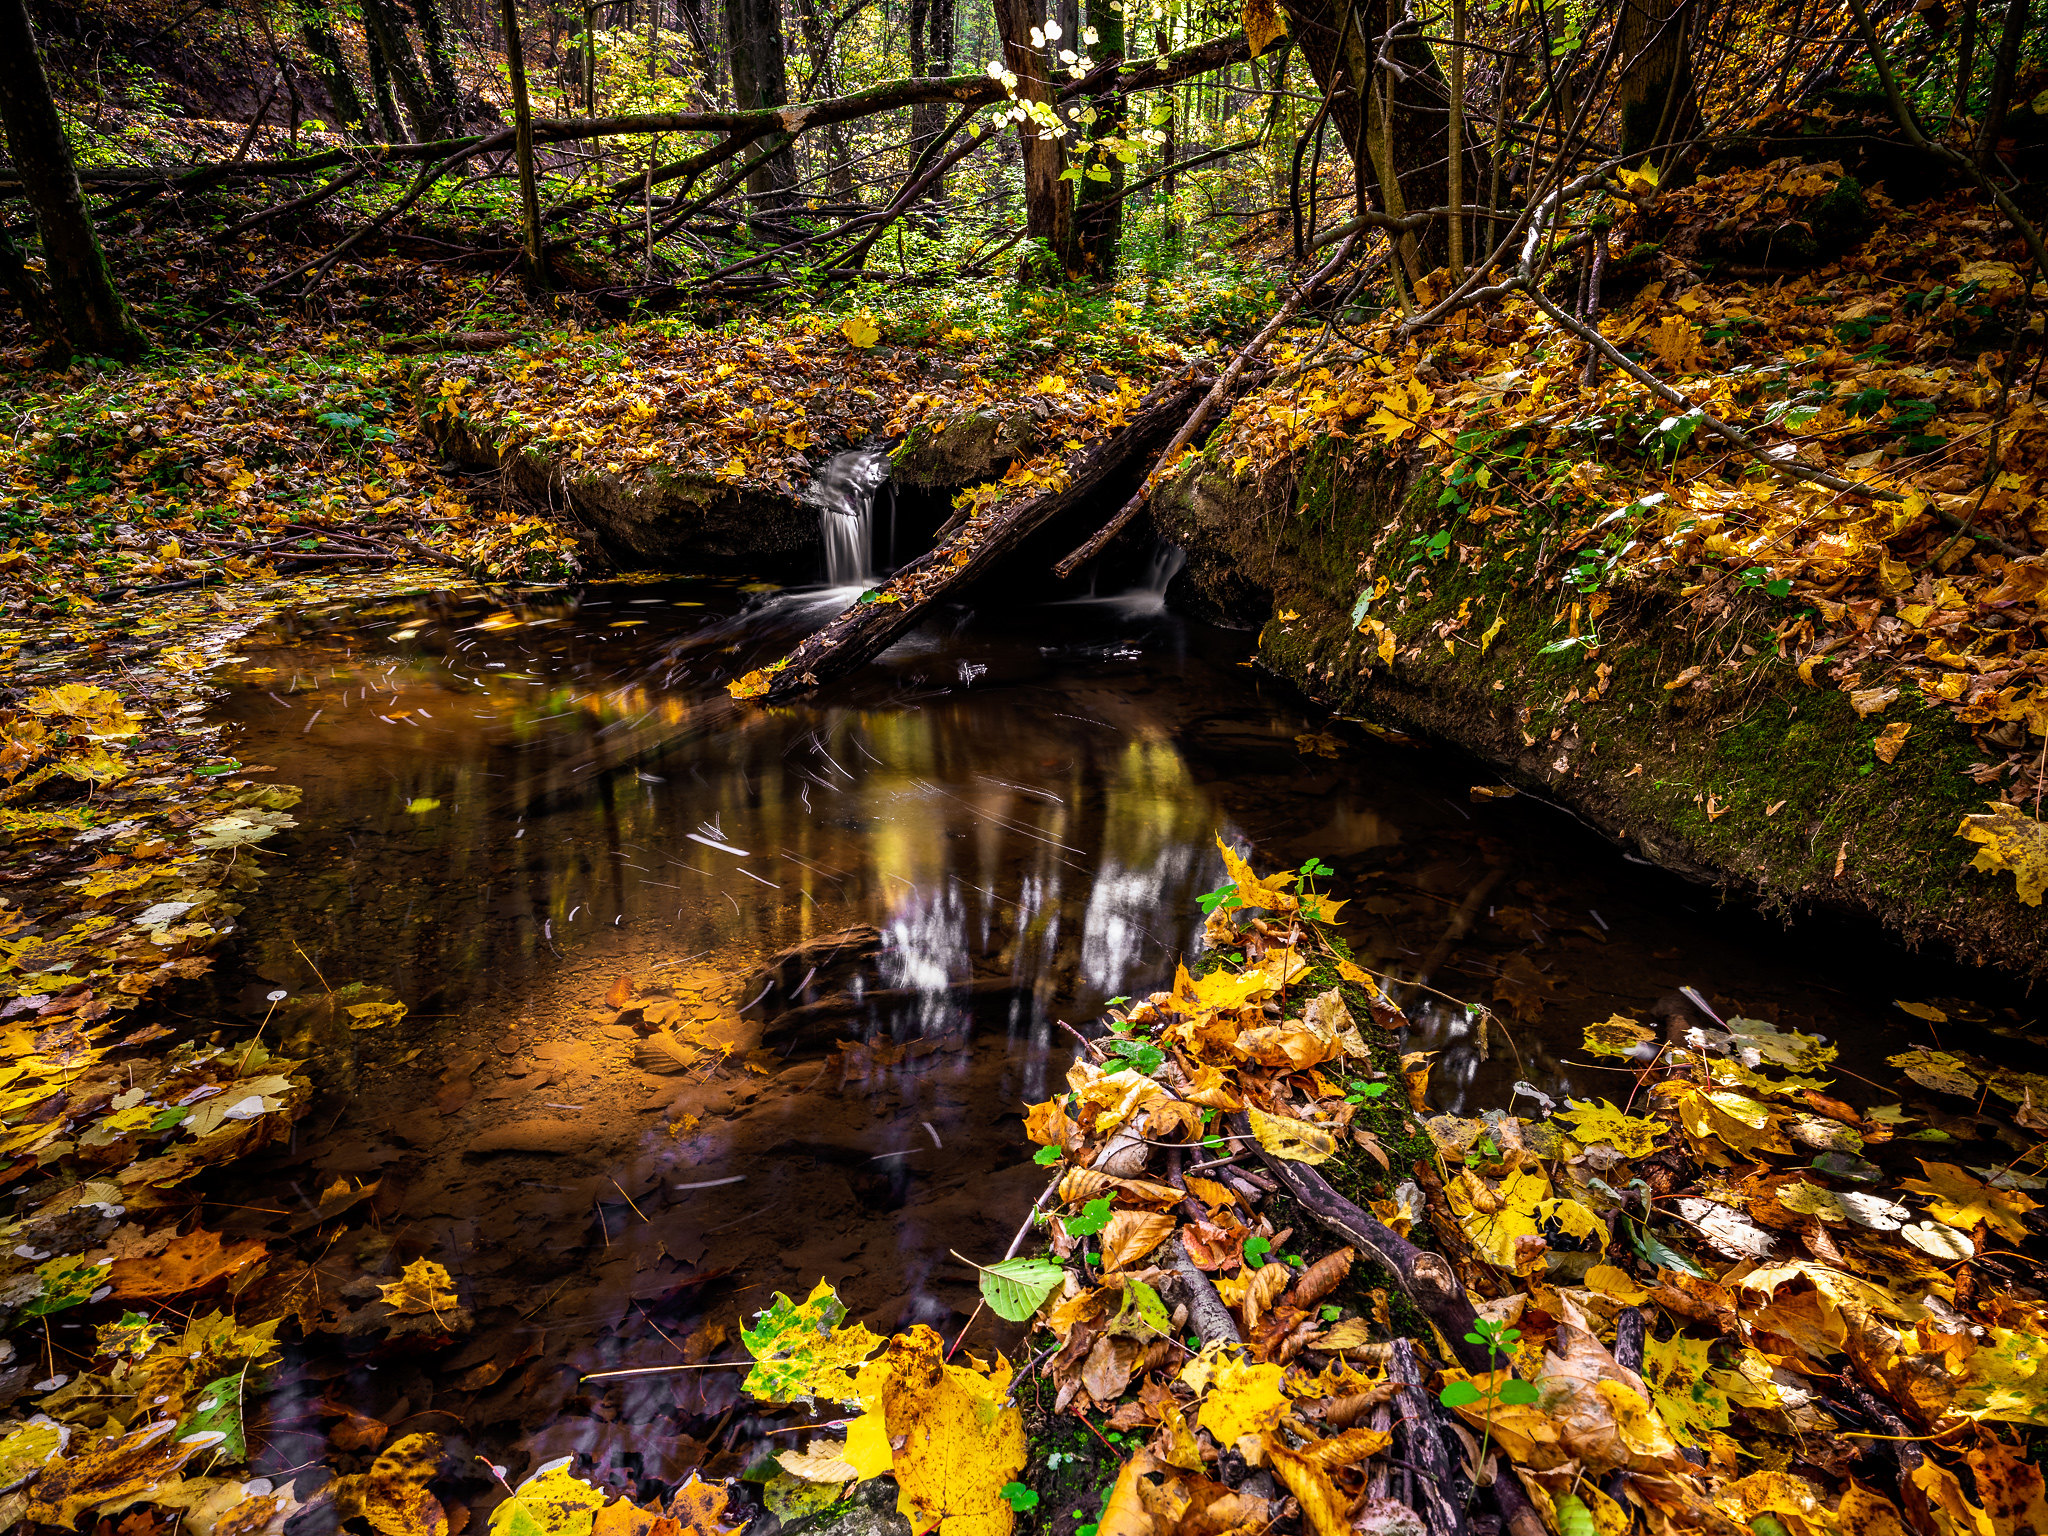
[1205,160,2048,905]
[699,841,2048,1536]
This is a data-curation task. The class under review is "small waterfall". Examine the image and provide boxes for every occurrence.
[1067,539,1186,616]
[805,447,894,588]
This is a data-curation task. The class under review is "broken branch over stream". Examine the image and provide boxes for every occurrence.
[736,371,1220,701]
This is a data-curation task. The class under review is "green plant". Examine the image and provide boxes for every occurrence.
[1437,1316,1539,1501]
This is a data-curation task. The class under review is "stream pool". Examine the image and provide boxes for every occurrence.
[192,571,2026,1511]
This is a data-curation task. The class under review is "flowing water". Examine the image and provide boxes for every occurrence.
[806,447,895,589]
[190,563,2032,1511]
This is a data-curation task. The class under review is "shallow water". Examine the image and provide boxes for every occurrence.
[196,572,2027,1508]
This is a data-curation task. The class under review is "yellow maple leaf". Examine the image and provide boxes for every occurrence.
[1197,1355,1288,1444]
[850,1326,1025,1536]
[1582,1014,1655,1058]
[841,311,881,348]
[1957,801,2048,906]
[1247,1105,1339,1164]
[488,1464,608,1536]
[1901,1161,2041,1243]
[378,1258,458,1319]
[1552,1098,1666,1157]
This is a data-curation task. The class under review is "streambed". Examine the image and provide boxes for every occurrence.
[189,565,2030,1517]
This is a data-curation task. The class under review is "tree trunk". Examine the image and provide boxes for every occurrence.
[364,24,407,139]
[1074,0,1124,274]
[0,222,71,362]
[1275,0,1480,271]
[1616,0,1700,163]
[1974,0,2029,169]
[725,0,797,214]
[0,0,144,358]
[410,0,467,130]
[301,21,373,140]
[1156,25,1179,245]
[361,0,442,139]
[994,0,1077,278]
[500,0,548,284]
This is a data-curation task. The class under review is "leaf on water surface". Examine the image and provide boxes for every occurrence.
[1901,1161,2040,1241]
[331,1434,447,1536]
[775,1443,858,1485]
[741,1279,884,1404]
[1888,1048,1979,1097]
[175,1373,248,1461]
[852,1325,1024,1536]
[1582,1015,1655,1058]
[25,1421,206,1529]
[0,1420,65,1493]
[976,1258,1064,1323]
[488,1464,610,1536]
[377,1259,458,1320]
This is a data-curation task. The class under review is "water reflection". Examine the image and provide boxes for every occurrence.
[194,574,2019,1502]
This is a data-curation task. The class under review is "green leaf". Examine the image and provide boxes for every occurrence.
[1065,1197,1115,1237]
[1241,1235,1272,1268]
[1001,1484,1040,1512]
[176,1372,248,1459]
[1033,1144,1062,1165]
[1624,1215,1710,1279]
[1438,1379,1482,1407]
[1556,1493,1597,1536]
[1125,1278,1172,1337]
[1498,1378,1541,1405]
[980,1257,1066,1322]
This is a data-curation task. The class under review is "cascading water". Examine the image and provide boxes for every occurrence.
[805,446,894,588]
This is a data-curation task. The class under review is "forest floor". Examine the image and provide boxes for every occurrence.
[5,110,2048,1536]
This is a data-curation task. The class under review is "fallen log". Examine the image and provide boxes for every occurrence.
[736,371,1215,702]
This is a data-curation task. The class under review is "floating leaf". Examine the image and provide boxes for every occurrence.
[378,1259,458,1320]
[741,1280,884,1404]
[1583,1015,1655,1058]
[1957,801,2048,906]
[488,1464,609,1536]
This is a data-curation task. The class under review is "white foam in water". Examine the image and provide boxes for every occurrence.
[805,447,894,588]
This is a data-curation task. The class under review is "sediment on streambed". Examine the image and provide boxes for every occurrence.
[1153,436,2048,987]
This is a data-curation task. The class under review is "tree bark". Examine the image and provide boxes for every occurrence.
[500,0,549,284]
[1074,0,1124,273]
[1974,0,2029,170]
[300,22,373,140]
[1275,0,1481,270]
[361,0,443,139]
[410,0,467,131]
[726,0,797,213]
[1616,0,1701,163]
[994,0,1077,277]
[0,0,144,358]
[0,221,71,362]
[908,0,957,188]
[792,0,855,201]
[364,23,408,140]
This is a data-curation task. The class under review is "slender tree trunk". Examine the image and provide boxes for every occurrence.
[0,0,144,358]
[1951,0,1979,134]
[411,0,466,129]
[726,0,797,213]
[1157,25,1179,245]
[1075,0,1124,273]
[364,25,407,139]
[1616,0,1700,162]
[1974,0,2030,169]
[500,0,549,283]
[907,0,956,198]
[584,1,597,112]
[1447,0,1464,277]
[995,0,1076,277]
[301,22,373,139]
[361,0,442,138]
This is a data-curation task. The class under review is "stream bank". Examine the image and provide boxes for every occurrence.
[1154,438,2047,986]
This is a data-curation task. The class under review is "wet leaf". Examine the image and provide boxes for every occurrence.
[1246,1105,1338,1164]
[1553,1098,1665,1157]
[1195,1356,1287,1445]
[1900,1161,2040,1241]
[1888,1048,1979,1097]
[488,1465,610,1536]
[330,1433,447,1536]
[25,1421,204,1529]
[741,1280,884,1403]
[1583,1015,1655,1058]
[377,1259,458,1320]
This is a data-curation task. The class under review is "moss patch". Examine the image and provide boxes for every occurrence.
[1155,437,2044,984]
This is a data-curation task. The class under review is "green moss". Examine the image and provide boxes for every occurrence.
[1156,432,2042,980]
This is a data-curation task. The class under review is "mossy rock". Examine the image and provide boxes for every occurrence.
[891,409,1039,490]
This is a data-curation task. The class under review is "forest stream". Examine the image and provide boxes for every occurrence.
[178,533,2030,1511]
